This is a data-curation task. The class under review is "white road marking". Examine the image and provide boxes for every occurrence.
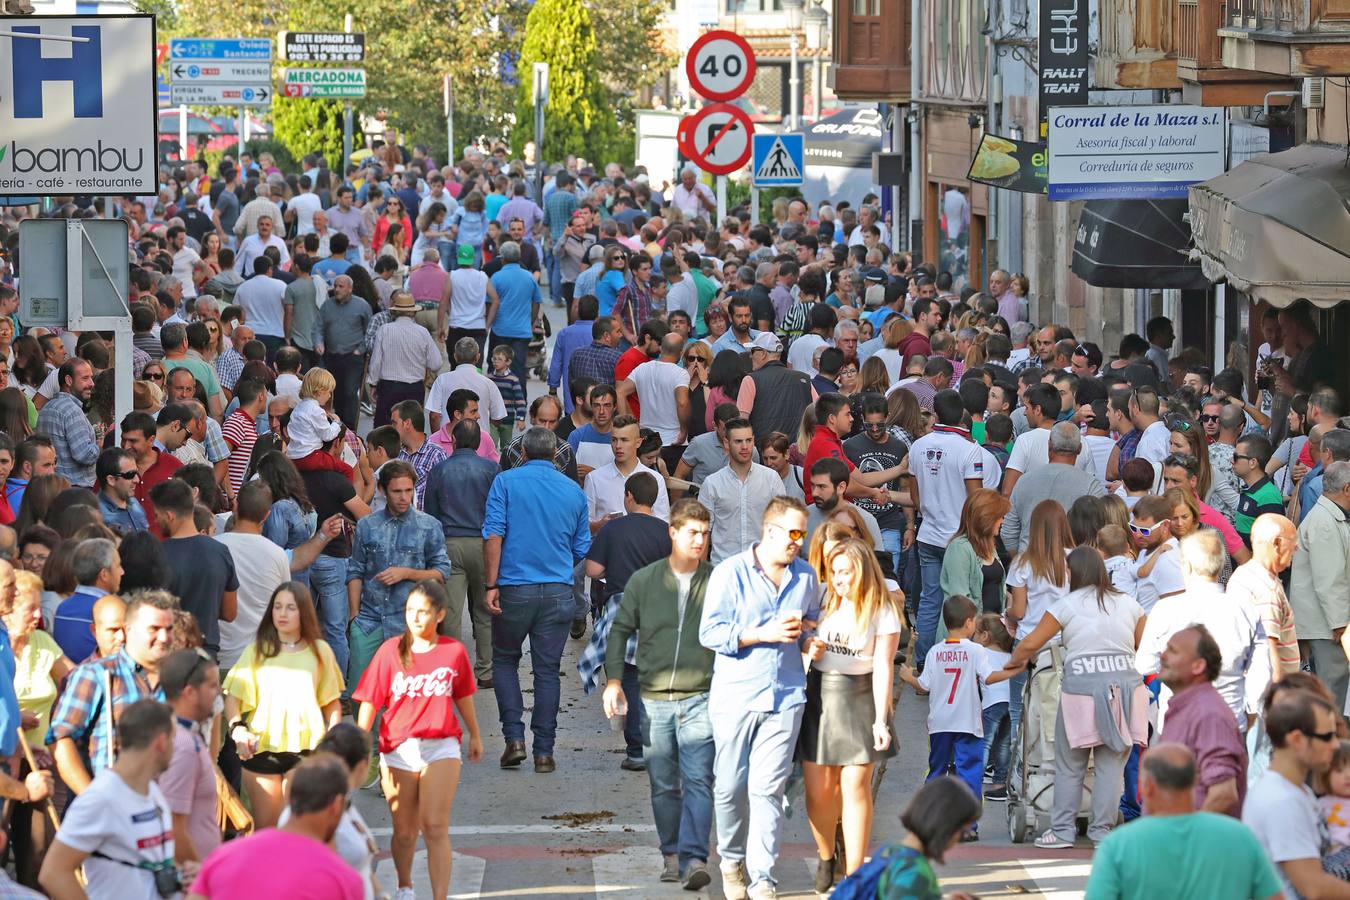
[368,823,659,837]
[591,845,710,897]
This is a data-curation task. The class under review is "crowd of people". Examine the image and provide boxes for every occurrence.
[0,135,1345,900]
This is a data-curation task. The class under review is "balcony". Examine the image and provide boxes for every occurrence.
[1219,0,1350,75]
[1177,0,1298,100]
[1097,0,1183,88]
[829,0,911,100]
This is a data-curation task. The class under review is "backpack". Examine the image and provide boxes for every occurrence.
[829,844,904,900]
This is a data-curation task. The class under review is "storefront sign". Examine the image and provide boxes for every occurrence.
[1038,0,1089,137]
[1047,105,1226,201]
[967,133,1047,194]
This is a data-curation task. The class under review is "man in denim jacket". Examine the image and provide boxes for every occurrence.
[345,459,453,686]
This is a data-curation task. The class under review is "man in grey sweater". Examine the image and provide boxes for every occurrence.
[1001,422,1105,551]
[314,274,371,430]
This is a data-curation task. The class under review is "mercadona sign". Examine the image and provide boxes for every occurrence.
[281,67,366,98]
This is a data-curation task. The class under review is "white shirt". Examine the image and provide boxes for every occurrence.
[982,649,1012,706]
[584,461,670,522]
[1006,556,1066,640]
[1104,554,1138,599]
[1137,580,1270,729]
[917,638,995,735]
[1083,434,1116,483]
[909,428,982,545]
[814,598,902,675]
[1135,420,1171,467]
[275,372,303,401]
[234,274,288,337]
[1243,770,1327,900]
[234,232,290,276]
[425,363,507,435]
[289,191,323,235]
[57,770,174,900]
[787,333,829,376]
[848,221,892,247]
[666,274,699,321]
[700,462,782,564]
[628,359,689,444]
[214,532,292,670]
[672,181,714,220]
[447,269,489,329]
[172,246,202,299]
[1005,426,1098,475]
[1133,538,1185,613]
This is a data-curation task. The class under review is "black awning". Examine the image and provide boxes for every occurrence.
[1071,198,1209,291]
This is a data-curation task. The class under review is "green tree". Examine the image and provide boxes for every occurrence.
[511,0,622,165]
[270,97,348,169]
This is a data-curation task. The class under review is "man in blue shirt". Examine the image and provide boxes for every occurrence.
[53,539,123,662]
[548,294,600,413]
[1299,427,1350,524]
[483,427,590,774]
[94,449,149,535]
[0,561,27,762]
[488,241,542,384]
[424,420,500,686]
[699,496,821,899]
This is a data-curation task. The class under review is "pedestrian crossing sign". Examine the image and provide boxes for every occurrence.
[752,133,804,186]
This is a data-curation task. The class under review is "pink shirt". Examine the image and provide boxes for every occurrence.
[408,262,448,303]
[429,423,500,463]
[1198,500,1245,558]
[191,828,363,900]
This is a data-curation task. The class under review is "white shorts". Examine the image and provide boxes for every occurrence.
[381,736,461,772]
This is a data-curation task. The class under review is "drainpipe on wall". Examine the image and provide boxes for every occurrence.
[909,0,923,258]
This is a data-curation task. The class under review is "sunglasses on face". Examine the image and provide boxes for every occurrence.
[1307,729,1340,743]
[1129,520,1168,537]
[685,355,704,364]
[1199,414,1219,423]
[111,470,140,481]
[1232,454,1255,463]
[863,422,887,432]
[769,522,807,542]
[146,371,164,381]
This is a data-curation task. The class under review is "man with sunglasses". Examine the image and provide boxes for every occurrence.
[1131,494,1186,615]
[1244,689,1348,900]
[94,448,148,534]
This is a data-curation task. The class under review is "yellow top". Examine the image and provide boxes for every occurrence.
[14,629,62,749]
[223,640,344,754]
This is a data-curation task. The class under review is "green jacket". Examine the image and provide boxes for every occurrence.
[606,558,715,701]
[935,535,1005,643]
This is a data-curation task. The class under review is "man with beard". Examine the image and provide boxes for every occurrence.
[710,296,761,355]
[36,360,99,487]
[805,456,883,547]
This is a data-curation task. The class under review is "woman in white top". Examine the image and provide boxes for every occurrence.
[280,723,382,900]
[800,538,901,888]
[1002,547,1145,849]
[1004,499,1073,742]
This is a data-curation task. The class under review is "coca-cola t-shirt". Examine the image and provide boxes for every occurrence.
[353,636,475,753]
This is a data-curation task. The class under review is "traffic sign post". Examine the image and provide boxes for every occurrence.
[282,67,366,99]
[752,133,804,187]
[676,103,754,175]
[686,30,756,101]
[280,30,365,62]
[169,37,272,113]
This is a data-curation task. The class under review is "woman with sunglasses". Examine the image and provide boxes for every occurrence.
[1003,547,1146,849]
[355,582,481,900]
[683,343,713,441]
[224,582,343,830]
[199,318,224,365]
[372,198,413,261]
[595,248,629,319]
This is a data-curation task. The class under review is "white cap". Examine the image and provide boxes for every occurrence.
[750,332,783,353]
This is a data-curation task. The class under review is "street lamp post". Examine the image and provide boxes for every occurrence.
[784,0,803,131]
[803,0,828,123]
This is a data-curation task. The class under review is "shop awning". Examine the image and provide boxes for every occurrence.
[1188,142,1350,308]
[1071,199,1209,290]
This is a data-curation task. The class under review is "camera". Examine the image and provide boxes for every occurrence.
[152,863,182,898]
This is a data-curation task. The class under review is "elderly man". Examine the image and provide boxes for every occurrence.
[617,332,690,446]
[484,427,591,773]
[500,395,578,478]
[1227,514,1300,682]
[425,337,507,436]
[233,212,288,275]
[367,292,443,428]
[313,273,370,431]
[736,333,815,443]
[1138,530,1269,733]
[1086,743,1281,900]
[1291,460,1350,711]
[1156,625,1250,816]
[989,268,1020,322]
[1001,422,1105,551]
[671,166,715,222]
[488,241,541,383]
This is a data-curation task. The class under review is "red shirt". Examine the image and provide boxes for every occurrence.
[896,330,931,368]
[353,636,475,754]
[615,347,651,418]
[136,449,182,537]
[803,425,854,504]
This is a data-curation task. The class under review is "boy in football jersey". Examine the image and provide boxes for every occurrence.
[900,594,1019,839]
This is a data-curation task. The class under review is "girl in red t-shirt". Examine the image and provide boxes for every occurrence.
[354,582,481,900]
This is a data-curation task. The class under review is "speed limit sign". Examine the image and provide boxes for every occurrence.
[686,30,757,102]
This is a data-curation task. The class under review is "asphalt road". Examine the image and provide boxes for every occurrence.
[349,302,1094,899]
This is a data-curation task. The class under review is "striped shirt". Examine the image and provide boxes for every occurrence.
[221,409,258,494]
[398,438,449,510]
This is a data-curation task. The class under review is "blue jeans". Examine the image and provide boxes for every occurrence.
[1120,744,1141,822]
[1008,668,1028,757]
[492,582,572,757]
[914,540,947,666]
[879,527,902,583]
[622,663,644,760]
[927,732,984,830]
[547,249,563,303]
[642,693,715,865]
[982,702,1010,785]
[489,333,532,384]
[436,238,458,272]
[308,554,350,678]
[709,698,803,890]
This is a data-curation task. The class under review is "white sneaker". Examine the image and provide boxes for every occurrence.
[394,887,415,900]
[720,861,749,900]
[1033,829,1074,849]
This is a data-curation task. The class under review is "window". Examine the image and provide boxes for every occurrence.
[853,0,882,13]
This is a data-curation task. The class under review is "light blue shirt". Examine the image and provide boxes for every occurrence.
[0,622,20,756]
[482,459,590,586]
[698,545,821,713]
[573,261,605,302]
[489,263,541,339]
[710,328,761,357]
[548,319,598,409]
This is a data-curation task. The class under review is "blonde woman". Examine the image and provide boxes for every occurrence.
[224,582,344,828]
[800,539,901,888]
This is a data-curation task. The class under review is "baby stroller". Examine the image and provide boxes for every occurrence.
[1006,642,1095,843]
[527,315,551,382]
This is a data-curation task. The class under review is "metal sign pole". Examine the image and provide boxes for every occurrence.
[751,187,759,225]
[716,176,727,230]
[343,14,354,174]
[66,221,133,441]
[444,74,455,165]
[178,103,188,161]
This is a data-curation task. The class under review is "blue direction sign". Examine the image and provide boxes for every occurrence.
[752,133,804,187]
[170,38,273,61]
